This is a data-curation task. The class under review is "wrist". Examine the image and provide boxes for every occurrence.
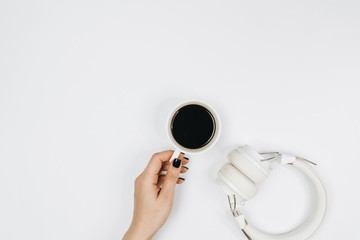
[123,223,154,240]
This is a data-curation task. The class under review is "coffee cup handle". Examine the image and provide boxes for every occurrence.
[169,149,182,162]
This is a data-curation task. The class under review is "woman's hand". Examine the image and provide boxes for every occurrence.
[122,150,189,240]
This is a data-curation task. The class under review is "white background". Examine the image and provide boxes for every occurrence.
[0,0,359,239]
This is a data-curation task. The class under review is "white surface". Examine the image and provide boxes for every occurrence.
[0,0,359,239]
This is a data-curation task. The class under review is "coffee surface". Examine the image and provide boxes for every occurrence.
[170,104,215,149]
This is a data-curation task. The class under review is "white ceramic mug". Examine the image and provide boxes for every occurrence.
[166,99,221,161]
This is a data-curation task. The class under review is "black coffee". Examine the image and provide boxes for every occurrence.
[170,104,216,149]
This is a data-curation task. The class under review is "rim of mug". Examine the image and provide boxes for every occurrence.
[166,99,221,154]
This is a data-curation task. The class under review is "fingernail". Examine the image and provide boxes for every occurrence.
[180,152,185,155]
[182,166,188,170]
[179,177,185,181]
[184,157,189,160]
[173,158,181,168]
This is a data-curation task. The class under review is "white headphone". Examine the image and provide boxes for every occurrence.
[216,145,327,240]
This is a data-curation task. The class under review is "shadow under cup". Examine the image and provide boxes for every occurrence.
[169,103,218,151]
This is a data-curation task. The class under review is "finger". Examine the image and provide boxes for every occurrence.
[157,175,166,188]
[159,155,189,172]
[159,158,182,199]
[143,150,183,184]
[160,165,188,173]
[177,177,185,184]
[179,156,189,165]
[145,150,184,174]
[157,175,185,187]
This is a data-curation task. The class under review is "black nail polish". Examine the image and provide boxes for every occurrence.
[179,177,185,181]
[180,152,185,155]
[182,166,188,170]
[184,157,189,160]
[173,158,181,168]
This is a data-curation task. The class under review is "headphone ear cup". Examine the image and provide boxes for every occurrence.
[228,145,269,184]
[217,163,258,201]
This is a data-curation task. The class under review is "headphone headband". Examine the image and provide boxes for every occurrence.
[218,146,327,240]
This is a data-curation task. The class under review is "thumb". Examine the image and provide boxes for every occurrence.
[160,158,182,199]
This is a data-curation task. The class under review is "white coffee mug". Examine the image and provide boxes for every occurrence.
[166,99,221,161]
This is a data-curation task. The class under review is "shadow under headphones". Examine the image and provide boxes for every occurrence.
[216,145,327,240]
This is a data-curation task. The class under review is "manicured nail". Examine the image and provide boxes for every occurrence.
[173,158,181,168]
[182,166,188,170]
[184,157,189,160]
[179,177,185,181]
[180,152,185,155]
